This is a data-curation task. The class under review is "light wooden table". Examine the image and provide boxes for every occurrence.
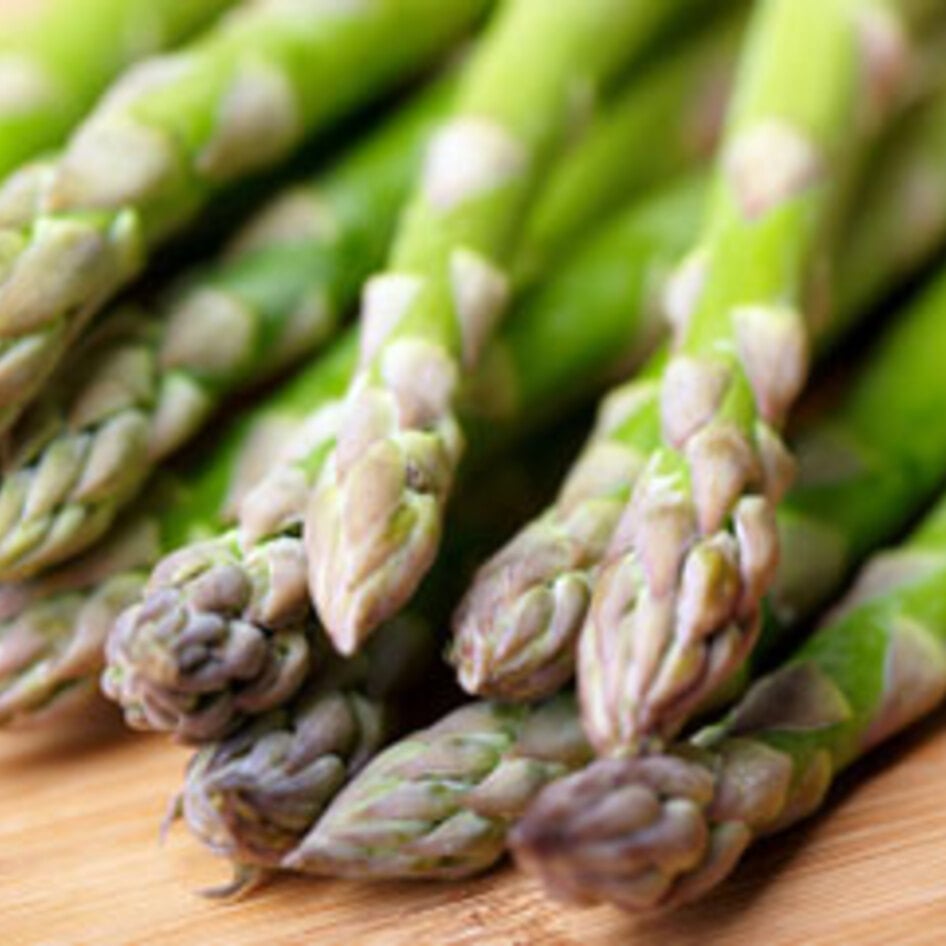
[3,697,946,946]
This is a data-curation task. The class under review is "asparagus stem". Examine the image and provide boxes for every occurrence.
[0,74,454,582]
[0,0,234,179]
[512,458,946,912]
[0,0,492,434]
[305,0,709,655]
[452,74,946,704]
[513,10,742,285]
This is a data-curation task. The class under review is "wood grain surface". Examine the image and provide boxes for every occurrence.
[3,696,946,946]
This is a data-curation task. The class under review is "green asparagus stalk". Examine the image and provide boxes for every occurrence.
[0,0,492,436]
[511,481,946,912]
[251,250,946,882]
[103,176,706,742]
[281,695,590,879]
[512,12,741,286]
[305,0,708,656]
[0,75,453,582]
[452,75,946,704]
[0,0,234,179]
[574,0,924,755]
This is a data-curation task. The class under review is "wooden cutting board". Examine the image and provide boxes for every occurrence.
[3,697,946,946]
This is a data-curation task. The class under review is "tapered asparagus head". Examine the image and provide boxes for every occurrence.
[451,381,656,701]
[574,0,919,754]
[511,738,801,911]
[102,535,314,743]
[306,338,465,656]
[283,695,591,880]
[0,572,144,725]
[0,206,146,433]
[182,687,388,869]
[450,516,597,701]
[579,478,778,754]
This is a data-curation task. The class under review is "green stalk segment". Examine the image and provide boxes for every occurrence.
[0,0,234,178]
[304,0,713,656]
[512,479,946,912]
[0,0,492,434]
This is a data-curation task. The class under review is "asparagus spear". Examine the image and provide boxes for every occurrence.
[575,0,921,754]
[281,695,591,879]
[305,0,708,655]
[250,248,946,882]
[453,76,946,704]
[0,75,453,583]
[184,686,387,893]
[0,0,492,436]
[511,479,946,913]
[0,568,146,726]
[0,0,234,179]
[0,388,325,732]
[103,176,705,742]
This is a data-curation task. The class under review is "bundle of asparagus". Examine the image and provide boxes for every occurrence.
[193,237,946,882]
[511,346,946,909]
[99,4,748,742]
[452,81,946,705]
[0,11,745,583]
[7,0,946,925]
[0,0,493,435]
[157,76,946,879]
